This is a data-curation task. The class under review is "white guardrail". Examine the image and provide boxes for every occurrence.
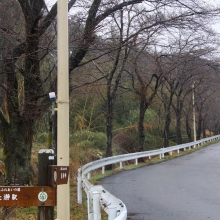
[77,135,220,220]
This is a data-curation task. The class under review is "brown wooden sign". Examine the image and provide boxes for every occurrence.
[49,165,69,187]
[0,186,56,207]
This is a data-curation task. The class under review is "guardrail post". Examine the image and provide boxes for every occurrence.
[161,148,164,158]
[77,168,82,204]
[93,191,101,220]
[102,166,105,174]
[87,192,93,220]
[87,172,91,179]
[120,161,123,169]
[135,159,138,165]
[108,205,117,220]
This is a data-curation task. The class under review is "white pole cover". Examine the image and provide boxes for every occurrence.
[56,0,70,219]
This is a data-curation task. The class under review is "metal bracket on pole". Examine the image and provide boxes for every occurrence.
[56,100,69,103]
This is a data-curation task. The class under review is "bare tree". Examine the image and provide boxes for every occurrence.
[0,0,219,185]
[0,0,148,185]
[194,72,220,139]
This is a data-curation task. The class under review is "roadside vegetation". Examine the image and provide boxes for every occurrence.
[0,133,219,219]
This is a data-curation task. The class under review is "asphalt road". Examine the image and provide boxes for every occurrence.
[100,143,220,220]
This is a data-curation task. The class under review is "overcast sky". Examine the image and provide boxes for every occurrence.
[44,0,220,33]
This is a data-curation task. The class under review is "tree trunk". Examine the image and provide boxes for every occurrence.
[163,98,172,148]
[197,111,202,140]
[106,111,113,158]
[3,117,34,185]
[202,119,206,138]
[174,96,183,144]
[163,113,171,148]
[185,114,192,142]
[175,111,182,144]
[213,123,219,135]
[105,88,114,170]
[138,99,148,152]
[162,91,174,148]
[137,99,149,163]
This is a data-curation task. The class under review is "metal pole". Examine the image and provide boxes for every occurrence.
[56,0,70,219]
[108,205,117,220]
[93,191,101,220]
[192,82,196,143]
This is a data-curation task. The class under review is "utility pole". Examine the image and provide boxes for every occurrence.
[56,0,70,219]
[192,82,196,143]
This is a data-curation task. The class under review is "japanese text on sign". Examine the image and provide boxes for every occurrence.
[0,188,20,201]
[0,187,20,192]
[0,194,18,201]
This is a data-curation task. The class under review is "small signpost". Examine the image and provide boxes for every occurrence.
[49,165,69,187]
[0,186,56,207]
[0,150,70,220]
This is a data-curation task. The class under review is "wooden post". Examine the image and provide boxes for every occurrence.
[38,149,55,220]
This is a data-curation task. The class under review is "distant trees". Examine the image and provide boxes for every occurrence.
[127,50,162,151]
[155,25,220,146]
[194,71,220,140]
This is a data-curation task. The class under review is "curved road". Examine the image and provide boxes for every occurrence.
[100,143,220,220]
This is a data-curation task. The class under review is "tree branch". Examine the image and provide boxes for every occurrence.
[69,0,144,72]
[95,0,144,25]
[39,0,77,36]
[17,0,32,22]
